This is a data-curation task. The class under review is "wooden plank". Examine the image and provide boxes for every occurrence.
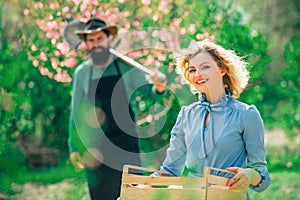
[207,187,246,200]
[120,187,206,200]
[207,175,229,186]
[122,174,206,187]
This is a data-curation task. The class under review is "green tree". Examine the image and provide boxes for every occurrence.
[2,0,272,168]
[277,35,300,136]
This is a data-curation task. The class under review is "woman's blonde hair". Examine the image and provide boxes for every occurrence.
[175,40,249,99]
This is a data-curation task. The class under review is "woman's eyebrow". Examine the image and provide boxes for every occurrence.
[199,62,210,67]
[189,61,210,68]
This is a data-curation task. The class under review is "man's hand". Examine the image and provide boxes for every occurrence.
[70,152,85,170]
[226,167,262,190]
[150,69,167,94]
[82,148,103,169]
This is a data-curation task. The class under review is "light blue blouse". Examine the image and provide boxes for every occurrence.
[158,93,271,193]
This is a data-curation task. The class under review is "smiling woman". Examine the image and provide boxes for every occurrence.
[154,40,271,200]
[176,40,249,100]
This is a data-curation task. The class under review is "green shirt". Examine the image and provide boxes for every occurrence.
[68,58,166,153]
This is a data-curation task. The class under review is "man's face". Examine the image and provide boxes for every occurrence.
[86,31,111,66]
[86,31,109,51]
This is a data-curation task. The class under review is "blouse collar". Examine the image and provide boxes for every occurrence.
[200,89,232,106]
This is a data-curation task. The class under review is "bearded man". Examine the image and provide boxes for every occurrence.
[68,19,167,200]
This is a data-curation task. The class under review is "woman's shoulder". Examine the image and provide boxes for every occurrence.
[228,99,261,118]
[179,101,202,115]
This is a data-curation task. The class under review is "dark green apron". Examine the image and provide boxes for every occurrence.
[86,60,141,200]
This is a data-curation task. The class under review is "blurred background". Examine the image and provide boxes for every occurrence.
[0,0,299,199]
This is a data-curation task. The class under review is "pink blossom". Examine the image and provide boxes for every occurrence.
[154,60,160,67]
[168,62,174,72]
[62,57,78,68]
[155,41,165,50]
[72,0,82,5]
[188,24,196,34]
[34,2,43,9]
[39,66,53,78]
[46,31,53,39]
[133,20,140,28]
[144,7,152,14]
[153,15,159,22]
[54,50,61,57]
[172,18,182,27]
[163,9,169,14]
[180,28,186,34]
[50,58,59,69]
[23,9,29,16]
[50,3,55,9]
[157,53,166,61]
[31,44,38,51]
[54,71,72,82]
[62,7,69,13]
[57,42,70,54]
[196,34,204,40]
[142,0,151,5]
[39,52,48,61]
[158,0,168,11]
[144,55,154,66]
[33,59,39,67]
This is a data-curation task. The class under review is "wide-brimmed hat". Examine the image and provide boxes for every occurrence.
[76,19,117,40]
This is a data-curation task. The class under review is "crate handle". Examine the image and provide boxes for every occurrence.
[123,164,169,176]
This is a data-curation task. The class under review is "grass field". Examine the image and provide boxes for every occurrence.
[7,169,300,200]
[248,171,300,200]
[3,130,300,199]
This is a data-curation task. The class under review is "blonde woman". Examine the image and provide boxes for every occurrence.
[155,40,270,199]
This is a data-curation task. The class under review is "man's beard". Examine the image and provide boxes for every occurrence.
[89,46,111,66]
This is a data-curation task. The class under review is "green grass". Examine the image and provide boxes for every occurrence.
[65,179,90,200]
[3,166,300,200]
[0,153,300,200]
[248,171,300,200]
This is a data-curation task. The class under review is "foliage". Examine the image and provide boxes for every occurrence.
[0,39,71,150]
[277,35,300,136]
[266,145,300,172]
[14,0,270,167]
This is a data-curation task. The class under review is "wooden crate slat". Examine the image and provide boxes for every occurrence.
[207,174,229,186]
[120,187,206,200]
[122,174,206,186]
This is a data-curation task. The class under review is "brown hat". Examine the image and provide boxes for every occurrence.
[75,19,117,40]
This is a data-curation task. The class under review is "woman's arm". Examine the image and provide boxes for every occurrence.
[154,108,187,177]
[227,106,271,192]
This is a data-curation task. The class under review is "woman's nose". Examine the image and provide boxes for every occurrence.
[195,69,202,76]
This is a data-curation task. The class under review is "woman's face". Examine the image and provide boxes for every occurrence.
[187,52,226,96]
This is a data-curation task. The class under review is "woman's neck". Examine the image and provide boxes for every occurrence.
[205,89,226,104]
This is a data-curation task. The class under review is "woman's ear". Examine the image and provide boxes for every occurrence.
[220,67,227,76]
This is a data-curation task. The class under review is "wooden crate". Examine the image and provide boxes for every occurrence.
[120,165,246,200]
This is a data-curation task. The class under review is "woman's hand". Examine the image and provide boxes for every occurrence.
[226,167,262,190]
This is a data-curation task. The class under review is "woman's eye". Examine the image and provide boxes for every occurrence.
[203,65,210,69]
[189,69,196,73]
